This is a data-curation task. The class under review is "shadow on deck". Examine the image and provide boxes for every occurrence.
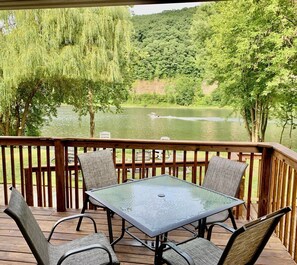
[0,206,295,265]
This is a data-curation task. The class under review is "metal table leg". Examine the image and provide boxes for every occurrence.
[106,209,126,247]
[198,218,206,238]
[154,235,160,265]
[106,209,114,244]
[112,218,126,246]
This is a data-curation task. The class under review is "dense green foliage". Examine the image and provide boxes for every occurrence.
[191,0,297,142]
[48,8,133,137]
[132,8,200,80]
[165,76,200,106]
[0,11,69,136]
[130,8,204,107]
[0,3,296,142]
[0,7,132,136]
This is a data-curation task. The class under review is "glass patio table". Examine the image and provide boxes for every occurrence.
[86,174,244,264]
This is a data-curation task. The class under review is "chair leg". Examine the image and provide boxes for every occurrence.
[229,208,237,229]
[76,196,89,231]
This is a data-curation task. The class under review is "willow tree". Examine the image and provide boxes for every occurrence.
[191,0,297,142]
[0,7,132,137]
[42,7,133,138]
[0,11,62,135]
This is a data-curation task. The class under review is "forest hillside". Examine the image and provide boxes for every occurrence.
[131,7,200,95]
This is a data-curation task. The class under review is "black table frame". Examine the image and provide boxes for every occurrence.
[86,175,244,264]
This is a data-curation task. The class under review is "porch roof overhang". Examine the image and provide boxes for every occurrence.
[0,0,211,10]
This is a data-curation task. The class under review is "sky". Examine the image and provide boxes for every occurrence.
[130,2,201,15]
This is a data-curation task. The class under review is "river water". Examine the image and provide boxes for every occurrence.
[41,105,297,151]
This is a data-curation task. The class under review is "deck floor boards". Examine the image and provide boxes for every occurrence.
[0,206,295,265]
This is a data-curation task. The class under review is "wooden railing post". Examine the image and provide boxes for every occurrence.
[258,147,273,217]
[24,168,33,206]
[54,139,66,212]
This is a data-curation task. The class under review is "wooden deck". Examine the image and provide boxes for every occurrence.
[0,206,295,265]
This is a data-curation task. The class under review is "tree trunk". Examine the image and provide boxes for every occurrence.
[89,110,95,138]
[250,107,257,142]
[243,99,269,143]
[279,120,287,144]
[260,102,269,142]
[88,89,95,138]
[242,107,252,141]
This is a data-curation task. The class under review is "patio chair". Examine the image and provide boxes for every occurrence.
[157,206,291,265]
[99,131,111,139]
[155,136,171,159]
[4,187,119,265]
[194,156,248,230]
[76,150,118,231]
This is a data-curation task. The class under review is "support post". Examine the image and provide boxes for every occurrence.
[54,139,66,212]
[24,168,33,206]
[258,147,273,217]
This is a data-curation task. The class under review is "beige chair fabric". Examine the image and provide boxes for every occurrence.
[160,207,291,265]
[76,150,118,230]
[202,156,248,227]
[78,150,117,191]
[5,187,119,265]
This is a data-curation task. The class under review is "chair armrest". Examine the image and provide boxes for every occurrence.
[207,222,236,240]
[57,243,112,265]
[124,178,135,182]
[157,242,195,265]
[48,214,97,241]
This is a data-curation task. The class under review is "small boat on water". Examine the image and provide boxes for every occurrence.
[148,112,159,119]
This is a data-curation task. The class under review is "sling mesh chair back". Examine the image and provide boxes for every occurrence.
[202,156,248,228]
[4,187,119,265]
[76,149,118,231]
[159,207,291,265]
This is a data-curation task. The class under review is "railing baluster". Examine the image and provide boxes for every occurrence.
[74,147,79,209]
[36,146,42,207]
[246,153,254,221]
[10,146,15,188]
[160,148,165,175]
[19,146,24,195]
[270,156,277,213]
[28,146,33,203]
[152,149,156,177]
[284,166,293,248]
[192,150,198,184]
[182,150,187,180]
[279,163,288,239]
[122,149,126,182]
[291,170,297,258]
[1,146,8,205]
[46,146,52,207]
[172,150,176,177]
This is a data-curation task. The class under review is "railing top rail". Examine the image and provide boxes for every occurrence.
[0,137,296,161]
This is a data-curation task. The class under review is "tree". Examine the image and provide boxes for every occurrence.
[0,11,64,136]
[168,75,198,106]
[191,0,297,142]
[12,78,75,136]
[46,7,133,138]
[274,87,297,148]
[132,8,200,80]
[0,7,133,137]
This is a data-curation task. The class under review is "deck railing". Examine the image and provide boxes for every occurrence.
[0,136,297,261]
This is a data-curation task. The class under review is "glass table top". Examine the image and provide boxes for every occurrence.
[87,174,244,237]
